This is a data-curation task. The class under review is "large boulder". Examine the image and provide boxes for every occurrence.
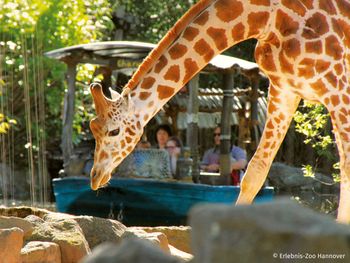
[136,226,191,253]
[0,216,33,239]
[28,215,90,263]
[44,213,127,249]
[0,227,24,263]
[189,198,350,263]
[268,162,339,212]
[81,238,184,263]
[71,216,126,249]
[21,241,61,263]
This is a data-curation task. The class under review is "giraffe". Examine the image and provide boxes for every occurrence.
[89,0,350,223]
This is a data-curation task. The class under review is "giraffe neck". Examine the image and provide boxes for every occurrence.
[126,0,273,126]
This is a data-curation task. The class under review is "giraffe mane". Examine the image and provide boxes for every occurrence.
[124,0,214,91]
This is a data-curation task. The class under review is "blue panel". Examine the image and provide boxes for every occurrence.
[53,177,274,226]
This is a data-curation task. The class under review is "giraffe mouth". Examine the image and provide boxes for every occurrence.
[90,168,111,190]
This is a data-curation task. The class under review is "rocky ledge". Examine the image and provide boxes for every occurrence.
[1,198,350,263]
[0,206,191,263]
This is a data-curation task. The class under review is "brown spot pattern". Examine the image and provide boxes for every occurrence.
[139,92,152,100]
[281,0,307,16]
[207,27,228,50]
[325,35,343,60]
[331,95,340,106]
[125,136,132,143]
[164,65,180,82]
[282,38,301,58]
[193,11,209,25]
[342,95,350,104]
[335,64,344,75]
[255,44,276,71]
[311,80,328,97]
[302,13,329,39]
[98,150,108,162]
[183,58,199,84]
[320,0,336,14]
[250,0,270,6]
[155,56,168,73]
[337,20,350,47]
[325,72,338,87]
[336,0,350,20]
[169,43,188,59]
[315,60,331,73]
[141,77,156,89]
[248,12,270,36]
[214,0,243,22]
[298,58,315,78]
[279,53,294,74]
[157,85,175,99]
[305,40,322,54]
[183,26,199,41]
[275,10,299,36]
[231,23,245,42]
[265,32,280,48]
[194,39,215,62]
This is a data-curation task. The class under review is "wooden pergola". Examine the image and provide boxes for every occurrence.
[45,41,265,184]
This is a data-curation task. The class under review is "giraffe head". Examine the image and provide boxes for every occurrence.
[89,83,143,190]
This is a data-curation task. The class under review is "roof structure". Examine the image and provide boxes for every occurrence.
[45,41,267,129]
[45,41,259,73]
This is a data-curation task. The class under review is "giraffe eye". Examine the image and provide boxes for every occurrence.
[108,128,120,137]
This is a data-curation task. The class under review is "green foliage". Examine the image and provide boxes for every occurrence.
[0,0,113,164]
[294,101,339,180]
[294,102,333,158]
[112,0,194,43]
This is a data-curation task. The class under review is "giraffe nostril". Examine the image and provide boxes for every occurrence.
[91,168,97,179]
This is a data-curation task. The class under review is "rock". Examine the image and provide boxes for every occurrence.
[81,238,184,263]
[70,216,126,249]
[168,245,193,262]
[268,162,339,213]
[0,216,34,239]
[44,213,127,249]
[268,162,335,190]
[0,206,50,218]
[137,226,191,253]
[124,228,170,252]
[0,227,24,263]
[189,198,350,263]
[24,214,45,226]
[28,215,90,263]
[21,241,61,263]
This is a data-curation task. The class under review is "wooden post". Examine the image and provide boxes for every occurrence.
[61,61,77,171]
[186,74,200,183]
[220,72,234,185]
[249,70,260,152]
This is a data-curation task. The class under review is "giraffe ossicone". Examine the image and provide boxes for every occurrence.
[90,0,350,223]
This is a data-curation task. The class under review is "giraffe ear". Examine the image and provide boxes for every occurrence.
[90,83,108,116]
[109,87,121,100]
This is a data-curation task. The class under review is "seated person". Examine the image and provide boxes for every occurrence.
[165,136,182,177]
[201,126,247,185]
[155,124,172,150]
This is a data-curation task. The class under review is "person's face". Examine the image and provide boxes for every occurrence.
[166,140,180,156]
[214,127,221,145]
[156,129,169,147]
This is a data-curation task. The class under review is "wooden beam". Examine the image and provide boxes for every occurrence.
[186,74,200,183]
[62,62,77,171]
[219,72,234,185]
